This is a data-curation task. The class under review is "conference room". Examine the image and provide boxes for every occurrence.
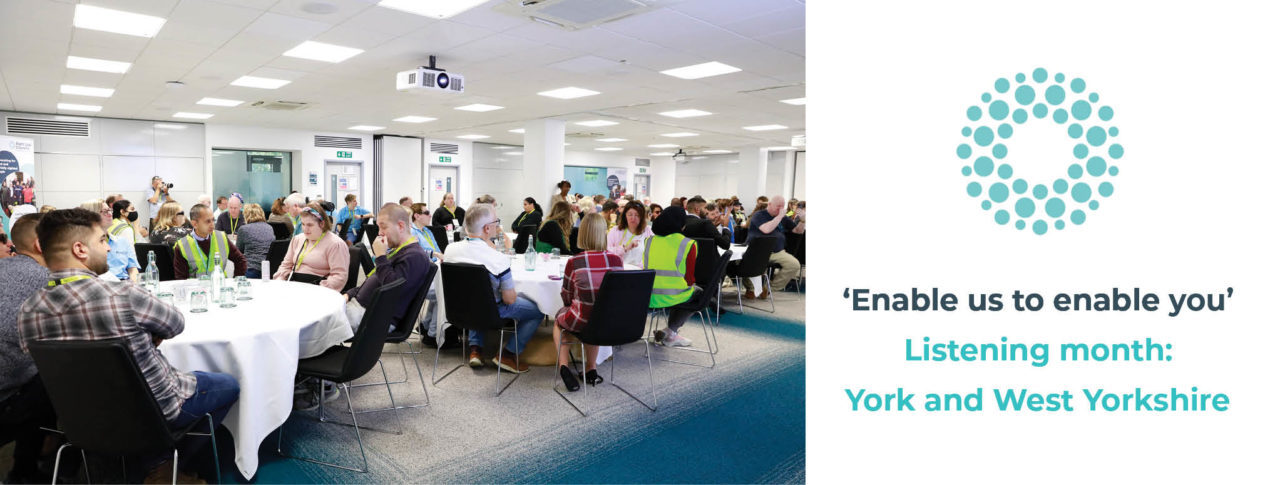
[0,0,805,483]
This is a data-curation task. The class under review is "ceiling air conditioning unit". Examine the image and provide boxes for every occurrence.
[496,0,651,31]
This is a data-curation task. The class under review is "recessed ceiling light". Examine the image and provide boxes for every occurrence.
[595,147,622,151]
[57,103,102,112]
[537,87,601,100]
[377,0,488,19]
[659,109,711,118]
[660,61,741,80]
[703,149,733,154]
[564,143,571,146]
[283,41,364,63]
[661,132,698,138]
[231,76,291,89]
[348,125,384,131]
[66,56,131,74]
[454,104,503,112]
[648,143,679,148]
[508,128,525,134]
[596,138,627,142]
[60,84,114,98]
[457,134,490,139]
[649,152,673,156]
[393,115,436,123]
[692,156,707,160]
[153,123,188,130]
[197,97,243,107]
[173,112,213,120]
[780,97,806,105]
[575,120,617,127]
[508,151,523,155]
[743,124,788,131]
[766,146,796,151]
[73,4,166,38]
[490,145,515,150]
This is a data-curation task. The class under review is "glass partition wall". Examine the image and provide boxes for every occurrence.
[212,149,292,211]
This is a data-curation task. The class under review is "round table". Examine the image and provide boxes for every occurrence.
[158,279,350,479]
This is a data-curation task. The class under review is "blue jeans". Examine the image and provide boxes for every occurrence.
[167,371,239,469]
[245,267,261,279]
[468,296,543,354]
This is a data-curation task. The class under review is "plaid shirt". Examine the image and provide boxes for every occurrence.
[556,251,624,332]
[18,268,196,420]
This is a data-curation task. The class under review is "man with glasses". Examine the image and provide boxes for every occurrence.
[442,204,543,373]
[409,202,443,259]
[80,198,139,282]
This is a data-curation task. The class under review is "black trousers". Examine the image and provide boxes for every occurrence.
[0,377,57,478]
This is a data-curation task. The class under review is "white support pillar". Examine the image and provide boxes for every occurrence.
[736,146,770,200]
[523,119,566,208]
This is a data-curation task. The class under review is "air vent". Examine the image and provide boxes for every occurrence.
[496,0,649,31]
[566,131,606,138]
[251,100,309,111]
[5,117,90,137]
[633,158,650,167]
[315,135,362,149]
[429,143,459,154]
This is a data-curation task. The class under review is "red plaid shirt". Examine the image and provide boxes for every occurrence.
[555,250,624,332]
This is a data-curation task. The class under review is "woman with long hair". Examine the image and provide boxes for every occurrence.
[149,201,191,246]
[606,201,653,266]
[431,192,466,229]
[536,201,574,254]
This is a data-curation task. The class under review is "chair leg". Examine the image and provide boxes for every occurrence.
[207,414,221,484]
[606,340,658,411]
[493,329,520,397]
[170,449,178,485]
[431,331,466,385]
[550,333,588,417]
[765,272,776,313]
[276,383,370,473]
[81,449,91,484]
[52,443,71,485]
[652,310,716,368]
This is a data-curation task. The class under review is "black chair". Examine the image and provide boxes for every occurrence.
[647,251,731,368]
[342,244,375,293]
[726,236,779,313]
[691,238,720,289]
[785,232,806,289]
[512,225,536,254]
[363,221,379,247]
[277,278,407,473]
[336,221,350,242]
[432,262,522,396]
[350,263,437,410]
[552,270,658,416]
[569,226,580,254]
[732,225,748,245]
[428,226,449,253]
[28,338,222,484]
[269,221,292,240]
[267,238,291,278]
[135,243,176,282]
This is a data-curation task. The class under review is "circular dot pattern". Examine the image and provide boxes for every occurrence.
[958,68,1122,235]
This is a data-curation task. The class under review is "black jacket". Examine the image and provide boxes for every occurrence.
[432,206,465,228]
[683,215,730,250]
[536,221,572,255]
[511,209,542,232]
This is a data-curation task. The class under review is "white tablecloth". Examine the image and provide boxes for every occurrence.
[721,244,746,262]
[158,279,351,479]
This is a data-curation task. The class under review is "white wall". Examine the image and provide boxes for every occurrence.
[765,150,788,198]
[424,138,474,209]
[378,135,423,206]
[472,142,524,226]
[673,154,741,201]
[205,124,373,206]
[794,150,806,200]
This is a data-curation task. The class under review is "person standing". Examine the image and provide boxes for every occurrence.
[146,176,173,228]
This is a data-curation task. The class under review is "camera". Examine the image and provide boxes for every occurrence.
[165,182,175,189]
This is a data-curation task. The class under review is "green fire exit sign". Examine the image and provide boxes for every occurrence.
[439,156,452,163]
[337,151,352,158]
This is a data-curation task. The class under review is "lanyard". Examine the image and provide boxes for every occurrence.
[295,238,318,270]
[189,234,222,276]
[446,206,457,219]
[229,216,239,234]
[47,275,92,287]
[367,238,414,277]
[624,230,638,247]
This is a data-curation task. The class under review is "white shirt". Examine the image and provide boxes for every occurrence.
[442,238,510,276]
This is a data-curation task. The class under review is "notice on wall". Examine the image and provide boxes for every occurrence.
[0,135,36,232]
[606,168,627,199]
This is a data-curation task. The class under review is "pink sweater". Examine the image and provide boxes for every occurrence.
[273,232,350,291]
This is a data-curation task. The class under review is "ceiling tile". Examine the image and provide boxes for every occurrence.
[243,12,334,40]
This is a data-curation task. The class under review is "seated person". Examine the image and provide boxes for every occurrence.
[431,192,465,229]
[0,214,55,484]
[149,201,191,246]
[81,198,140,283]
[173,203,248,279]
[409,202,443,258]
[646,206,701,347]
[273,204,349,291]
[18,208,239,483]
[536,201,574,254]
[213,193,246,237]
[742,196,805,298]
[343,203,431,332]
[334,194,372,244]
[682,196,731,250]
[553,213,623,392]
[442,204,543,373]
[606,201,653,266]
[510,197,542,232]
[235,204,276,279]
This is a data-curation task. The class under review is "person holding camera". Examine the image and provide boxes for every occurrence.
[147,176,174,228]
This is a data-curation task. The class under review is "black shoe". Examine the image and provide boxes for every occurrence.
[559,365,581,392]
[584,369,603,386]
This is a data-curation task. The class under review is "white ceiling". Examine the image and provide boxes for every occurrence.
[0,0,805,155]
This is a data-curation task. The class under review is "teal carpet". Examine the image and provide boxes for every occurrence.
[200,309,805,484]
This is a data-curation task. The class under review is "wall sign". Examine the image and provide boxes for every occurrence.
[438,156,452,163]
[308,171,318,185]
[337,151,352,158]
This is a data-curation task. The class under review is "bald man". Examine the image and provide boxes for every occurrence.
[742,195,805,298]
[343,203,431,332]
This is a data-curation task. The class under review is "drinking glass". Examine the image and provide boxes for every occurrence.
[198,274,210,288]
[190,288,209,313]
[236,278,253,301]
[541,251,550,263]
[219,283,237,308]
[157,291,175,307]
[551,248,560,259]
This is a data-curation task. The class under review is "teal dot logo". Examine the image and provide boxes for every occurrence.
[959,68,1122,235]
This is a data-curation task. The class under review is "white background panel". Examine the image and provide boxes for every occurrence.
[36,153,99,191]
[101,156,157,192]
[155,157,206,192]
[98,119,156,157]
[41,191,103,210]
[154,123,205,157]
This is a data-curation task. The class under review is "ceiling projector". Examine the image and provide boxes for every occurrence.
[396,57,464,94]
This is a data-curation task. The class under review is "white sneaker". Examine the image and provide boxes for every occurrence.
[663,331,693,347]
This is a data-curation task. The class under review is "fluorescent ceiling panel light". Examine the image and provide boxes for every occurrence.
[457,134,490,139]
[660,61,741,80]
[661,132,698,138]
[377,0,488,19]
[454,103,503,112]
[57,103,102,112]
[393,115,436,123]
[197,97,243,107]
[537,87,600,99]
[508,128,525,134]
[153,123,188,130]
[595,147,622,151]
[60,84,114,98]
[508,151,523,155]
[348,125,384,131]
[766,146,796,150]
[66,55,131,74]
[231,76,291,89]
[283,41,364,63]
[744,124,788,131]
[659,109,711,118]
[648,143,679,148]
[173,112,213,119]
[649,152,673,156]
[596,137,627,142]
[73,4,166,38]
[703,149,733,154]
[780,97,806,105]
[490,145,515,150]
[575,120,617,127]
